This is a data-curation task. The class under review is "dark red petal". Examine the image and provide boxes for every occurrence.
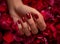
[3,32,14,43]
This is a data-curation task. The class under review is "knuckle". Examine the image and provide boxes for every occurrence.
[23,26,28,29]
[18,24,22,29]
[29,22,34,26]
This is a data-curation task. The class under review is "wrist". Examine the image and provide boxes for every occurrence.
[7,0,23,9]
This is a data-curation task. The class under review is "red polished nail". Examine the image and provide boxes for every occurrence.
[17,20,21,24]
[34,14,39,19]
[22,17,26,22]
[26,13,31,19]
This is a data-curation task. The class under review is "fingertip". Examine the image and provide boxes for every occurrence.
[26,32,31,36]
[39,24,47,31]
[42,24,47,31]
[32,28,38,34]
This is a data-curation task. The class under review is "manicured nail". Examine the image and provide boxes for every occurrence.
[17,20,21,24]
[22,17,26,22]
[34,14,39,19]
[26,13,31,19]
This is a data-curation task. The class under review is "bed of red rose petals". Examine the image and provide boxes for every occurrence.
[0,0,60,44]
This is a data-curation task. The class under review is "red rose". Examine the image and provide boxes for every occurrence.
[0,2,7,12]
[3,32,14,43]
[56,24,60,30]
[0,13,13,31]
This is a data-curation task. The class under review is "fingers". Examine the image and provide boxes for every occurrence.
[17,20,24,35]
[10,10,24,35]
[31,9,46,31]
[10,8,46,37]
[26,13,38,34]
[21,17,31,36]
[34,14,46,31]
[10,11,31,36]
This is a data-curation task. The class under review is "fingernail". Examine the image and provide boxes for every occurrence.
[17,20,21,24]
[26,13,31,19]
[34,14,39,19]
[22,17,26,22]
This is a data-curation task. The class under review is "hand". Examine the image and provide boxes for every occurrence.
[7,0,46,36]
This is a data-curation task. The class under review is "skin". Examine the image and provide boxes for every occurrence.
[7,0,46,36]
